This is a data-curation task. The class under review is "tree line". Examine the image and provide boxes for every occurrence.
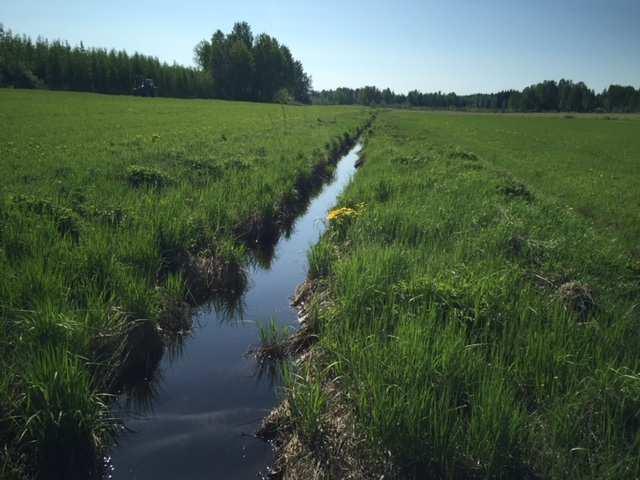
[194,22,311,103]
[2,21,637,112]
[312,80,640,113]
[0,24,214,98]
[0,22,311,103]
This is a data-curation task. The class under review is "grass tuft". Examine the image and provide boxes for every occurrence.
[126,165,173,189]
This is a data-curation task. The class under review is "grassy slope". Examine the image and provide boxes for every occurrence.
[0,89,369,477]
[291,110,640,478]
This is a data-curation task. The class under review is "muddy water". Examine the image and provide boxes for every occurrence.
[109,144,362,479]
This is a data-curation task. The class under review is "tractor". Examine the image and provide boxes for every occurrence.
[133,78,157,97]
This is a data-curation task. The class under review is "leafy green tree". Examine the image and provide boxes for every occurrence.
[253,33,282,101]
[228,39,254,100]
[195,22,312,103]
[194,39,211,70]
[228,21,253,50]
[292,60,311,104]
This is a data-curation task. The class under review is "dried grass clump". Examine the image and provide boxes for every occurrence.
[558,281,596,321]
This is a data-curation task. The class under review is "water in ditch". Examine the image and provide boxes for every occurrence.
[108,143,362,479]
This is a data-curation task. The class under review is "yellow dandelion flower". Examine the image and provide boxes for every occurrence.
[327,207,357,222]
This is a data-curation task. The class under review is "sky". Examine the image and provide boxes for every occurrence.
[1,0,638,95]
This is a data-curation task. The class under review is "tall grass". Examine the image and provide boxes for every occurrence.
[283,362,328,445]
[21,346,117,477]
[0,89,371,477]
[287,110,640,478]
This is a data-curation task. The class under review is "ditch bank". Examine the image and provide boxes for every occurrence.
[256,280,397,480]
[106,136,369,478]
[101,115,375,412]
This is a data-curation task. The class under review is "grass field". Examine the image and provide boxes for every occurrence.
[274,110,640,478]
[3,90,640,479]
[404,111,640,245]
[0,89,370,477]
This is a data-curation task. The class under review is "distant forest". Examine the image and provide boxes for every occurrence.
[0,22,310,103]
[312,82,640,113]
[0,25,215,98]
[1,22,638,112]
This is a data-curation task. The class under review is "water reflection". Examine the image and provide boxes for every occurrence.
[251,353,287,389]
[118,371,164,417]
[243,165,339,271]
[110,143,361,480]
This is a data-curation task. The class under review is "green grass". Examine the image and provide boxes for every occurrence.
[400,111,640,246]
[0,88,370,477]
[289,110,640,478]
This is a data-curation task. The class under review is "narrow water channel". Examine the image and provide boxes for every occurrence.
[109,143,362,479]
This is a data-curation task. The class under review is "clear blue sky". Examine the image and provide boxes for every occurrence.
[1,0,638,94]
